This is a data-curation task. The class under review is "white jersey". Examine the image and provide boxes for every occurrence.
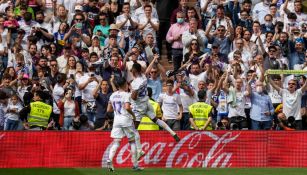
[157,93,182,119]
[110,91,134,127]
[130,74,149,106]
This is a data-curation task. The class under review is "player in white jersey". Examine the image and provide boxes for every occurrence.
[130,63,180,159]
[106,77,143,172]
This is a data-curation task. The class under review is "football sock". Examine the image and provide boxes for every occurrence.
[109,140,120,161]
[129,141,138,167]
[156,119,176,136]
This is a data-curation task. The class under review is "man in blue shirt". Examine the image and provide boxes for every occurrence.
[250,81,275,130]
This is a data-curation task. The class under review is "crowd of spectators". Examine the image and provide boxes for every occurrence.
[0,0,306,131]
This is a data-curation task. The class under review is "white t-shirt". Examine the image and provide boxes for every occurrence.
[57,0,83,14]
[228,90,249,118]
[157,93,182,119]
[137,15,159,39]
[110,91,134,127]
[53,83,64,114]
[116,13,137,37]
[5,103,23,121]
[64,100,75,117]
[268,87,282,105]
[78,73,99,102]
[280,88,303,120]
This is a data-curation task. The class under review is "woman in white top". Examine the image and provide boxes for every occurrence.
[58,88,80,130]
[66,55,77,78]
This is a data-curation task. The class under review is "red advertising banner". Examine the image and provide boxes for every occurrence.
[1,131,307,168]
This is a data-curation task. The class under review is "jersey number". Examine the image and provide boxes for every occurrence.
[113,101,122,114]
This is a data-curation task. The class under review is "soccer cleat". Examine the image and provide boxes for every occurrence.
[137,150,145,161]
[107,160,114,172]
[173,134,180,142]
[132,166,144,171]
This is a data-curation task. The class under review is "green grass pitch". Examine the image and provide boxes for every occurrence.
[1,168,307,175]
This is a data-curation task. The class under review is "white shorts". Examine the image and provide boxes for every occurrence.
[111,126,135,140]
[134,101,155,122]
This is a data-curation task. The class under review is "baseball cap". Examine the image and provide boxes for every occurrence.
[92,35,99,40]
[22,74,29,79]
[109,24,120,31]
[75,5,83,11]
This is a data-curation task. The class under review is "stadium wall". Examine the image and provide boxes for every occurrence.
[1,131,307,168]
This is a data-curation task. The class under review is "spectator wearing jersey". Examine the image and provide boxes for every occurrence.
[174,71,197,130]
[137,4,159,40]
[78,65,101,124]
[253,0,271,24]
[269,77,307,130]
[116,2,138,38]
[222,72,251,130]
[182,18,206,57]
[157,79,183,131]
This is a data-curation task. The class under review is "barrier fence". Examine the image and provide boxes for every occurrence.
[1,131,307,168]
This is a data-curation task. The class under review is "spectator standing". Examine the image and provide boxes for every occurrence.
[92,79,113,130]
[250,81,275,130]
[4,94,23,130]
[166,11,189,70]
[269,77,307,130]
[189,90,213,130]
[157,79,183,131]
[58,88,80,130]
[20,90,53,130]
[137,4,159,41]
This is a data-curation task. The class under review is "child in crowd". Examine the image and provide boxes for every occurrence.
[4,94,23,130]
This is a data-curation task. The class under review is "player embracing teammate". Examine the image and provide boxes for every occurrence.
[106,63,180,172]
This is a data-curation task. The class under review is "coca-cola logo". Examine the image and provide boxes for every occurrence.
[102,132,240,168]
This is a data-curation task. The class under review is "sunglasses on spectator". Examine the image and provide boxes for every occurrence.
[218,29,225,32]
[50,64,57,67]
[288,83,296,85]
[75,18,83,21]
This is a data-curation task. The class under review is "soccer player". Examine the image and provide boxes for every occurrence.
[106,77,142,172]
[130,63,180,159]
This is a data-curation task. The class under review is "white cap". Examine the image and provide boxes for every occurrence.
[75,5,83,11]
